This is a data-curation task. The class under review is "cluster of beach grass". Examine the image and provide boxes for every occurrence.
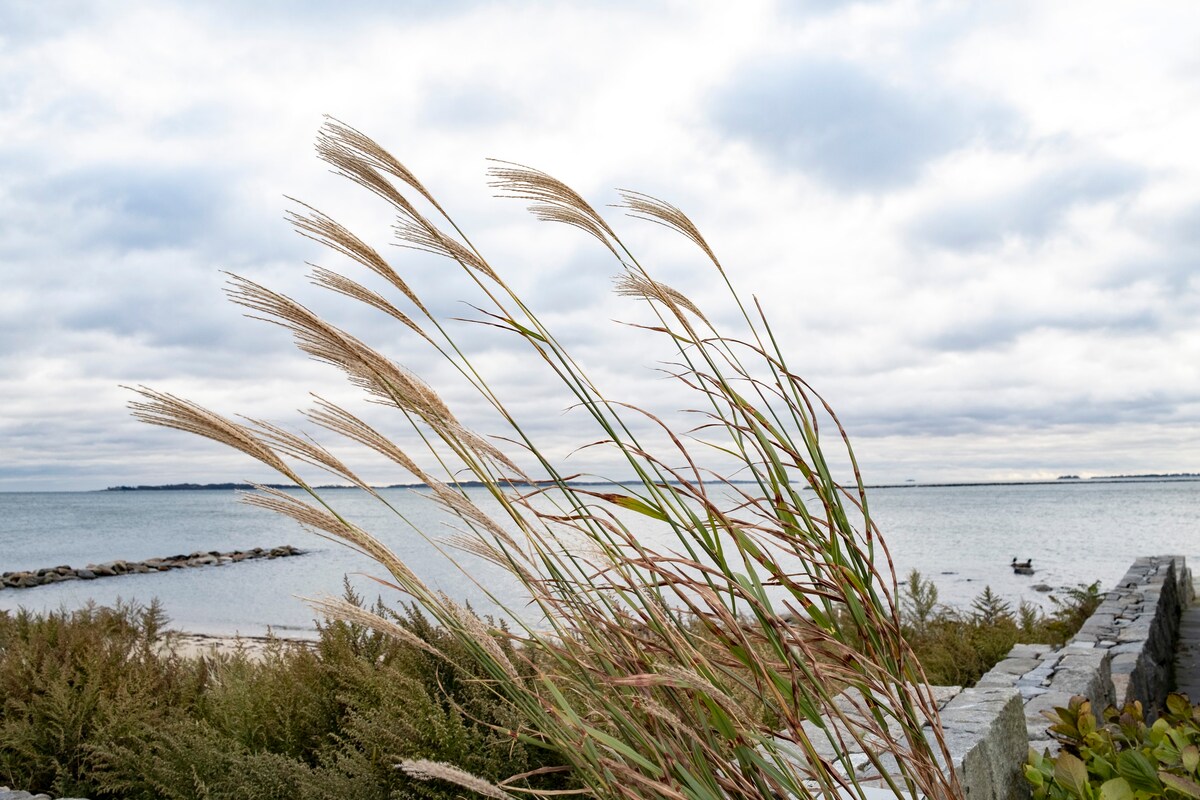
[123,118,963,800]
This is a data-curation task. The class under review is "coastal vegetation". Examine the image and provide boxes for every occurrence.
[123,118,961,799]
[1025,694,1200,800]
[0,576,1102,799]
[895,570,1101,687]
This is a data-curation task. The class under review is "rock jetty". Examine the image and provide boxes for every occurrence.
[0,787,87,800]
[0,546,304,590]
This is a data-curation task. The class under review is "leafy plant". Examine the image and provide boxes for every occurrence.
[1025,694,1200,800]
[900,569,939,637]
[898,575,1102,687]
[128,119,960,799]
[0,602,202,797]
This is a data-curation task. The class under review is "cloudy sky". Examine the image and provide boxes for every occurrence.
[2,0,1199,491]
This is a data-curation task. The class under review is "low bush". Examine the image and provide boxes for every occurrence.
[898,570,1102,687]
[1025,693,1200,800]
[0,591,569,799]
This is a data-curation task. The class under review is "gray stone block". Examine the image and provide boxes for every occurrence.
[1006,643,1054,660]
[937,689,1028,800]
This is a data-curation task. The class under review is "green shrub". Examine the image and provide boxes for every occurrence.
[1,592,569,799]
[898,572,1102,687]
[1025,693,1200,800]
[0,601,204,797]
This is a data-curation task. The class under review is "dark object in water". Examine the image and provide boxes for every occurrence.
[1011,557,1034,575]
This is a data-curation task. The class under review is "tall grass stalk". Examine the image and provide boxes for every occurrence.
[130,118,959,800]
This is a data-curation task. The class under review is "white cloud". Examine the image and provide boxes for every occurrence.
[2,0,1199,490]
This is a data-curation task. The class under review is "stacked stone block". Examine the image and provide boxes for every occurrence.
[971,555,1192,756]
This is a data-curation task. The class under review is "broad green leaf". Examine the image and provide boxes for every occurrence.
[1099,777,1133,800]
[1167,694,1192,719]
[1182,744,1199,774]
[1159,772,1200,799]
[1116,750,1162,794]
[597,493,670,522]
[1055,752,1091,799]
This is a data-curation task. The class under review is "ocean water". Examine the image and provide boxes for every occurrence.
[1,481,1197,637]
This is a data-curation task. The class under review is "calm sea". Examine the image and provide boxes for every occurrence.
[1,481,1197,637]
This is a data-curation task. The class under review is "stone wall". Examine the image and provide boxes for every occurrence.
[951,555,1194,798]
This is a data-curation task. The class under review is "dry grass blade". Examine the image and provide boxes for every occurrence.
[488,160,620,259]
[126,386,296,481]
[304,396,430,482]
[286,201,430,316]
[616,190,718,266]
[309,265,432,342]
[398,759,518,800]
[241,486,425,594]
[304,594,444,658]
[614,273,710,326]
[318,116,447,217]
[395,218,499,282]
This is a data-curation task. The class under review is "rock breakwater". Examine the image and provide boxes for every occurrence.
[0,545,304,590]
[0,787,87,800]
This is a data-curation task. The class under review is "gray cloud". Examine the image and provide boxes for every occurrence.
[922,306,1160,353]
[16,166,228,251]
[911,158,1145,251]
[710,58,1018,190]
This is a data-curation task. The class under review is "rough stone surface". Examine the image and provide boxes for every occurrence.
[902,555,1195,800]
[937,688,1029,800]
[1175,592,1200,701]
[0,546,304,590]
[0,788,89,800]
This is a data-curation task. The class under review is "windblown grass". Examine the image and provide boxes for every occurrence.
[129,118,961,800]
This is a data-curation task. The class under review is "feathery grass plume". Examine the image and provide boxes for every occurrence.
[287,200,431,316]
[399,759,517,800]
[309,264,432,342]
[225,274,455,425]
[303,595,444,658]
[244,416,375,493]
[317,116,446,217]
[239,486,426,597]
[304,396,430,482]
[616,190,719,268]
[126,387,299,483]
[132,122,961,800]
[394,217,499,282]
[488,160,621,260]
[613,272,710,327]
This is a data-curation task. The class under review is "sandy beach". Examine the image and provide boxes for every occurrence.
[164,629,317,660]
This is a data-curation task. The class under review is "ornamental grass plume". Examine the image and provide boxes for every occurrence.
[130,116,961,800]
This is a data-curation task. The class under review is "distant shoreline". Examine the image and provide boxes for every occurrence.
[101,475,1200,492]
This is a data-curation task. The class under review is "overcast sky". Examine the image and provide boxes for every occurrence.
[2,0,1199,491]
